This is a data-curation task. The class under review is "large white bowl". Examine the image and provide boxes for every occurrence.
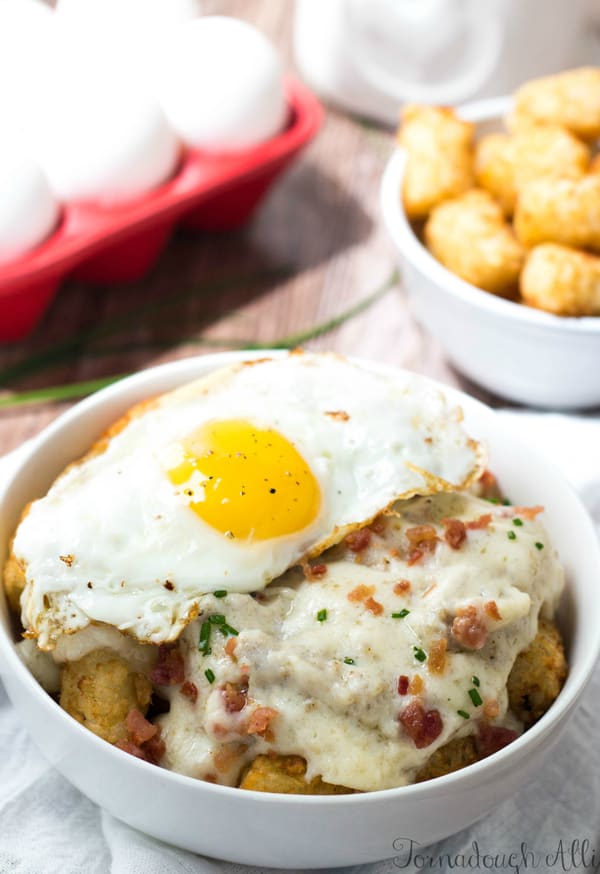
[380,96,600,410]
[1,351,599,868]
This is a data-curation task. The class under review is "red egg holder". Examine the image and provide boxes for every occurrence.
[0,77,323,342]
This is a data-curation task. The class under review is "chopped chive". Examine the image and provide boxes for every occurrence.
[213,590,228,598]
[472,675,480,687]
[219,623,239,637]
[204,668,215,684]
[512,518,523,527]
[198,620,212,655]
[413,645,427,663]
[317,609,328,622]
[535,542,544,551]
[343,657,355,665]
[486,498,499,505]
[392,609,410,619]
[457,709,470,719]
[468,688,483,707]
[208,614,226,625]
[503,499,511,506]
[507,530,517,541]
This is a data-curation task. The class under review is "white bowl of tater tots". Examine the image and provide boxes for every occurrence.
[382,67,600,409]
[1,351,600,867]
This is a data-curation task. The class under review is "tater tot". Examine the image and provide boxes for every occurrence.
[239,754,354,795]
[399,105,475,220]
[60,648,152,744]
[2,547,25,614]
[520,243,600,316]
[510,67,600,141]
[425,189,524,295]
[415,736,478,783]
[514,176,600,251]
[475,126,589,216]
[507,618,567,726]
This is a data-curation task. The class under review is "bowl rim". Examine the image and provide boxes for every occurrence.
[1,349,599,805]
[380,94,600,336]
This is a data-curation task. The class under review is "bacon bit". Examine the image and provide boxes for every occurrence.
[442,518,467,550]
[394,579,411,595]
[370,516,386,536]
[480,470,497,489]
[483,699,499,720]
[325,410,350,421]
[512,505,544,520]
[428,639,447,675]
[389,548,402,559]
[149,645,185,686]
[246,706,278,740]
[180,681,198,704]
[466,514,492,531]
[126,709,158,746]
[203,773,218,784]
[406,525,438,565]
[224,637,238,658]
[364,596,384,616]
[451,605,489,651]
[222,679,248,713]
[397,675,410,695]
[303,561,328,581]
[422,583,437,598]
[477,722,519,758]
[59,554,74,567]
[399,699,443,749]
[408,674,424,695]
[143,730,166,765]
[345,528,372,552]
[115,739,146,759]
[484,600,502,621]
[213,743,245,774]
[348,584,375,603]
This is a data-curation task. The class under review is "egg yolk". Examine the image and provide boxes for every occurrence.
[167,419,321,541]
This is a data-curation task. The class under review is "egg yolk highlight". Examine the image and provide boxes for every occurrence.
[167,419,321,540]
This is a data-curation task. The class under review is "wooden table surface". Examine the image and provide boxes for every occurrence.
[0,0,499,457]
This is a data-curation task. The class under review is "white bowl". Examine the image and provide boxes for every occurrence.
[1,351,599,868]
[380,96,600,410]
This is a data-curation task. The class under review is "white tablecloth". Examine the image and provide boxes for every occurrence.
[2,412,599,874]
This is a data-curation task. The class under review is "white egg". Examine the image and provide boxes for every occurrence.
[158,16,288,151]
[14,353,483,649]
[34,60,180,205]
[0,138,60,264]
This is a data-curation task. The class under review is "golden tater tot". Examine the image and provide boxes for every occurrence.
[507,618,567,726]
[510,67,600,142]
[425,189,524,295]
[399,105,475,220]
[2,547,25,614]
[239,754,354,795]
[520,244,600,316]
[475,126,589,216]
[60,648,152,744]
[415,736,478,783]
[514,176,600,251]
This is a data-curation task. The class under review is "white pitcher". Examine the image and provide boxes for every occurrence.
[294,0,600,123]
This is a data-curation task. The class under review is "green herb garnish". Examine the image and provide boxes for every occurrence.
[208,614,226,625]
[535,542,544,550]
[472,675,480,687]
[219,623,239,637]
[468,688,483,707]
[392,609,410,619]
[413,646,427,663]
[513,518,523,527]
[317,609,328,622]
[213,590,228,598]
[198,620,212,655]
[507,530,517,541]
[204,669,215,684]
[457,710,470,719]
[343,657,355,665]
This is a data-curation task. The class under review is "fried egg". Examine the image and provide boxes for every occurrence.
[13,353,483,648]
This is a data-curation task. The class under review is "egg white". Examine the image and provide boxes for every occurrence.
[14,353,483,648]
